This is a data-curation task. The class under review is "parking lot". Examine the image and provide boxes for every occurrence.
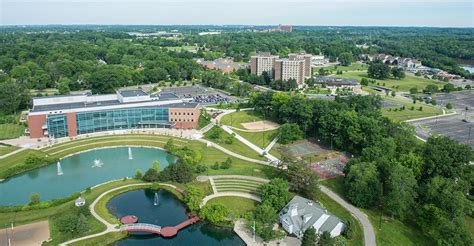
[409,91,474,148]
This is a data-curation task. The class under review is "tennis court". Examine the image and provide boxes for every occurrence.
[288,140,325,157]
[310,155,349,179]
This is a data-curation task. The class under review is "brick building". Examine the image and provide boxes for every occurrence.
[27,90,200,138]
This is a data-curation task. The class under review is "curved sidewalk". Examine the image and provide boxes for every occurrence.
[60,183,177,246]
[320,185,376,246]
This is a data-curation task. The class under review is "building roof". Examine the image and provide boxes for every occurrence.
[280,195,344,236]
[119,89,148,97]
[313,76,358,86]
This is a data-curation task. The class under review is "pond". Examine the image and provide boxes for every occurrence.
[0,147,176,206]
[108,189,244,246]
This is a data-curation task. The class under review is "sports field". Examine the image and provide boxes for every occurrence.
[288,140,325,157]
[310,155,349,179]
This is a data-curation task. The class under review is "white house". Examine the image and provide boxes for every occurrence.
[279,195,345,238]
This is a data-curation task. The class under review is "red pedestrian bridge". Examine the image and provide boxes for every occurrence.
[120,213,200,238]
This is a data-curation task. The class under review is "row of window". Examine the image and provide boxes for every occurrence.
[170,118,195,122]
[170,112,194,116]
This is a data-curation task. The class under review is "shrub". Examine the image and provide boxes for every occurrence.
[200,203,230,225]
[211,162,220,170]
[29,193,41,205]
[195,164,207,173]
[220,158,232,169]
[158,160,194,183]
[142,168,159,182]
[134,169,143,179]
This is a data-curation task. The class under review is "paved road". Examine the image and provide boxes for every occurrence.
[320,185,376,246]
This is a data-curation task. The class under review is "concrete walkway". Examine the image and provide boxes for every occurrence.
[221,125,279,163]
[60,183,178,246]
[196,139,272,166]
[233,219,301,246]
[0,147,27,159]
[264,137,279,153]
[320,185,376,246]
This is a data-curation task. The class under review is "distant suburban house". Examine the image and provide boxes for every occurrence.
[195,58,246,74]
[279,195,345,238]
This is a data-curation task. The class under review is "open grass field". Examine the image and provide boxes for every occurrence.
[381,96,443,122]
[338,71,445,92]
[233,129,278,149]
[69,232,127,246]
[208,196,257,218]
[220,110,265,129]
[322,177,433,245]
[204,126,266,161]
[0,144,19,156]
[325,63,368,72]
[0,123,25,140]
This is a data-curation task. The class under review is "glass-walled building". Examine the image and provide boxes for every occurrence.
[28,90,200,138]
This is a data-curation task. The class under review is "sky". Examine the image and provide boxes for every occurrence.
[1,0,473,27]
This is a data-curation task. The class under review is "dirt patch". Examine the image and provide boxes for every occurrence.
[241,120,279,130]
[0,220,50,246]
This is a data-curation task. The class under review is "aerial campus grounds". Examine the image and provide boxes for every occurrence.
[409,91,474,148]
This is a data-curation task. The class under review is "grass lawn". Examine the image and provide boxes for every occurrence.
[220,110,265,129]
[338,71,445,92]
[0,144,19,156]
[325,63,368,72]
[316,192,364,246]
[69,232,127,246]
[381,96,443,122]
[322,177,433,245]
[0,123,25,140]
[233,129,278,149]
[208,196,257,218]
[198,112,212,130]
[204,126,266,161]
[0,149,48,179]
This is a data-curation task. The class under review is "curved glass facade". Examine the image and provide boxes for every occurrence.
[47,114,68,138]
[76,107,170,135]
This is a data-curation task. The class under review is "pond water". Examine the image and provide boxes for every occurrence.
[461,66,474,73]
[109,189,244,246]
[0,147,176,206]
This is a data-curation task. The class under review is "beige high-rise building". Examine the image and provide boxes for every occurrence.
[274,51,312,86]
[250,52,277,78]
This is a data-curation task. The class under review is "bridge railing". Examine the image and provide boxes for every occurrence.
[121,223,162,232]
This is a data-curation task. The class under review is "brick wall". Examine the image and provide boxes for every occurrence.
[28,114,47,138]
[168,107,200,129]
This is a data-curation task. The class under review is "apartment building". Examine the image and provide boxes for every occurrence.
[274,58,305,85]
[250,52,277,78]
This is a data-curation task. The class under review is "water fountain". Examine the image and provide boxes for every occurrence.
[128,147,133,160]
[92,159,104,168]
[153,192,159,206]
[57,162,63,175]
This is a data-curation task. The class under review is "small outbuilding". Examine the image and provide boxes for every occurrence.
[75,197,86,207]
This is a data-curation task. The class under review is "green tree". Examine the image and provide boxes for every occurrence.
[134,169,143,179]
[391,67,406,79]
[0,81,30,114]
[164,138,176,153]
[382,164,417,219]
[423,84,438,94]
[446,102,453,109]
[10,65,31,83]
[302,227,317,246]
[278,123,303,144]
[152,160,160,172]
[344,162,382,208]
[142,168,159,182]
[184,185,204,212]
[75,213,90,233]
[338,52,354,66]
[318,231,334,245]
[421,136,472,181]
[261,178,290,211]
[200,203,230,225]
[367,62,390,79]
[29,193,41,205]
[220,157,232,169]
[409,87,418,94]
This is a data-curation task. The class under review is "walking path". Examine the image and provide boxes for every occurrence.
[0,147,27,159]
[221,125,279,163]
[60,183,177,246]
[197,139,272,166]
[320,185,376,246]
[264,137,279,153]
